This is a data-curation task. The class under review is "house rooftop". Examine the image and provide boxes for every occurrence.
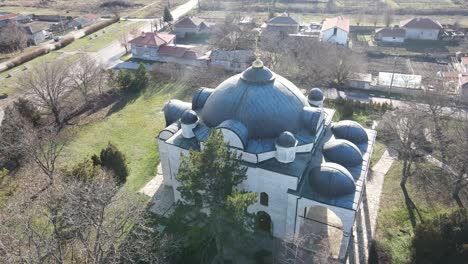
[0,13,18,21]
[129,32,175,47]
[267,14,299,25]
[173,16,198,28]
[400,17,442,30]
[321,16,350,33]
[376,27,406,38]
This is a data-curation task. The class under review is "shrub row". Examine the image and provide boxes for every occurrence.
[53,36,75,49]
[84,16,120,36]
[6,47,49,69]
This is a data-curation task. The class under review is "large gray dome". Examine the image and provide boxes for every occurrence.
[199,64,309,139]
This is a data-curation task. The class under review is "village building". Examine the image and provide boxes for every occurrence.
[67,14,99,29]
[22,23,47,45]
[400,17,442,40]
[173,16,212,38]
[129,32,176,60]
[209,49,255,72]
[157,59,376,261]
[320,16,349,46]
[346,73,373,89]
[129,31,206,65]
[375,26,406,43]
[263,13,299,35]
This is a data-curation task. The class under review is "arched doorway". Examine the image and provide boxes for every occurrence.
[256,211,272,235]
[298,206,343,259]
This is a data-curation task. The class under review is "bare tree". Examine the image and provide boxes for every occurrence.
[210,15,258,51]
[383,7,394,27]
[0,23,28,52]
[19,60,72,127]
[370,13,380,28]
[446,112,468,207]
[0,102,35,169]
[120,28,139,54]
[72,55,103,102]
[0,169,148,264]
[378,108,430,187]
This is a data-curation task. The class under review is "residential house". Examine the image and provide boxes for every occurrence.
[264,14,299,35]
[347,73,372,89]
[400,17,442,40]
[129,31,206,65]
[320,16,349,46]
[173,16,212,38]
[375,26,406,43]
[23,23,47,45]
[130,32,176,60]
[68,14,100,29]
[0,13,19,28]
[209,49,255,72]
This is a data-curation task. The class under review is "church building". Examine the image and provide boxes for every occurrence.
[157,59,376,260]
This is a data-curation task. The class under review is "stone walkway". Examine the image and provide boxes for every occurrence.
[347,149,396,264]
[139,164,175,216]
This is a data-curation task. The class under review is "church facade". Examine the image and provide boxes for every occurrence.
[157,59,376,260]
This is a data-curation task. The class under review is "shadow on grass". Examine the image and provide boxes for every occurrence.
[401,185,424,229]
[106,91,140,117]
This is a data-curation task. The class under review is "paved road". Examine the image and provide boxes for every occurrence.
[0,0,198,113]
[93,0,199,69]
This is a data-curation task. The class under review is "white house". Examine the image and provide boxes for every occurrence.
[172,16,212,38]
[400,17,442,40]
[209,49,255,72]
[320,17,349,46]
[375,27,406,43]
[129,32,176,60]
[157,59,376,261]
[264,13,299,35]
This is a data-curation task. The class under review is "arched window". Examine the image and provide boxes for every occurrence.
[260,192,269,206]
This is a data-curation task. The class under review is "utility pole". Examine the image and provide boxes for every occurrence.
[389,54,399,102]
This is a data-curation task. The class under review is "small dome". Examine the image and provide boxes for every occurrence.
[164,99,191,126]
[309,162,356,197]
[181,110,198,124]
[276,131,297,148]
[308,88,324,101]
[323,139,363,167]
[331,120,369,144]
[240,62,275,84]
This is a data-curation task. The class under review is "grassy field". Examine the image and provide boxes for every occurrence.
[62,20,144,53]
[60,81,194,191]
[0,52,77,95]
[375,161,458,263]
[189,9,468,27]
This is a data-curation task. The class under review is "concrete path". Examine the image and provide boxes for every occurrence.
[347,149,396,264]
[139,164,175,216]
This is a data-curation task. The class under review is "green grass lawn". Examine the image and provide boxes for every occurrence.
[375,161,457,263]
[0,53,81,96]
[370,140,385,166]
[61,81,193,191]
[62,21,144,53]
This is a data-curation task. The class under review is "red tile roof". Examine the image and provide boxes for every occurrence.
[321,16,350,33]
[400,17,442,30]
[461,57,468,65]
[158,45,187,57]
[129,32,175,47]
[0,13,18,21]
[174,16,198,28]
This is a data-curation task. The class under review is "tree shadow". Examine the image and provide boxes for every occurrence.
[106,91,140,117]
[401,185,424,228]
